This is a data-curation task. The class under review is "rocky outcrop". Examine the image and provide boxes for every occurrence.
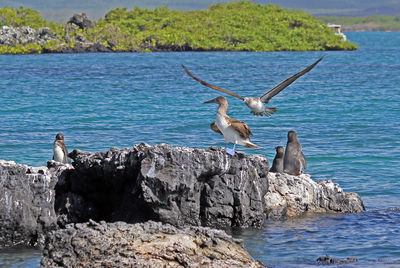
[0,19,112,54]
[67,13,93,29]
[56,143,269,229]
[40,220,264,268]
[0,26,55,46]
[0,160,58,248]
[42,41,113,54]
[264,172,365,219]
[0,143,365,249]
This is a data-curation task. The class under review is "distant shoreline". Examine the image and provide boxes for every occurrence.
[319,14,400,32]
[341,23,400,32]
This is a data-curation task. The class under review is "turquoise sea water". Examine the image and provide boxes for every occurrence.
[0,32,399,267]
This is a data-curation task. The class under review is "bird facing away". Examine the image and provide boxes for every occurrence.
[182,57,323,116]
[270,146,285,173]
[283,130,307,176]
[53,133,71,164]
[204,96,260,155]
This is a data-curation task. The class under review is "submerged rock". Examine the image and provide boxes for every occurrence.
[0,160,58,248]
[317,255,358,264]
[40,220,265,268]
[264,172,365,219]
[57,143,269,228]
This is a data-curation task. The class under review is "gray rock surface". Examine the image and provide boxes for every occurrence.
[0,26,55,46]
[54,41,112,53]
[67,13,93,29]
[40,220,265,268]
[58,143,270,228]
[0,143,366,249]
[264,172,365,219]
[0,160,59,248]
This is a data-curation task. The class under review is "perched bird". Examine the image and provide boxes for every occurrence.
[270,146,285,173]
[283,130,307,176]
[182,57,323,116]
[53,133,71,164]
[204,96,260,155]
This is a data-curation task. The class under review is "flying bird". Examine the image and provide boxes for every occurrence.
[182,57,323,116]
[204,96,260,155]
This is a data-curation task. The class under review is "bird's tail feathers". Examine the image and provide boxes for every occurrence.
[264,107,277,117]
[244,141,261,148]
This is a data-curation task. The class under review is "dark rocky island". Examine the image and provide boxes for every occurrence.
[0,143,365,266]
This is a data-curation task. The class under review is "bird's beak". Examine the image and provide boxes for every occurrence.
[203,98,217,104]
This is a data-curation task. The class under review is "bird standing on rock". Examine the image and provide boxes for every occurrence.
[283,130,306,176]
[204,96,260,155]
[182,57,323,116]
[53,133,71,164]
[270,146,285,173]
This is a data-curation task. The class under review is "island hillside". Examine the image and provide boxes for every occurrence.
[0,1,358,54]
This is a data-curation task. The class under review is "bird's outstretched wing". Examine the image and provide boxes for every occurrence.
[259,57,323,103]
[182,65,244,100]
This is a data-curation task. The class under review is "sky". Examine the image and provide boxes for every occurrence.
[1,0,399,21]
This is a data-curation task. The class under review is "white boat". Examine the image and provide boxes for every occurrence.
[327,23,347,41]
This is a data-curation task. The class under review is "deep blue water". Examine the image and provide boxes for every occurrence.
[0,32,399,267]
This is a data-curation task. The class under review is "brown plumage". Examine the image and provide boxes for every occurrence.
[204,96,260,149]
[210,122,222,135]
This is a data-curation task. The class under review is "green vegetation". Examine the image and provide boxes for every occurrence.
[0,2,358,54]
[319,15,400,31]
[4,0,400,20]
[0,43,41,54]
[0,6,62,32]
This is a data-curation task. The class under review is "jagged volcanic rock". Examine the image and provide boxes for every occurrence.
[67,13,93,29]
[58,143,270,228]
[0,26,55,46]
[0,143,365,249]
[264,172,365,219]
[40,220,265,268]
[0,160,58,248]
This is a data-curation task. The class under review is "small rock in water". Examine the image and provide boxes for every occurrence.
[317,255,358,264]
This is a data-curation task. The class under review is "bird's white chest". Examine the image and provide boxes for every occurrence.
[216,114,238,143]
[216,113,230,131]
[53,144,65,163]
[247,99,265,113]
